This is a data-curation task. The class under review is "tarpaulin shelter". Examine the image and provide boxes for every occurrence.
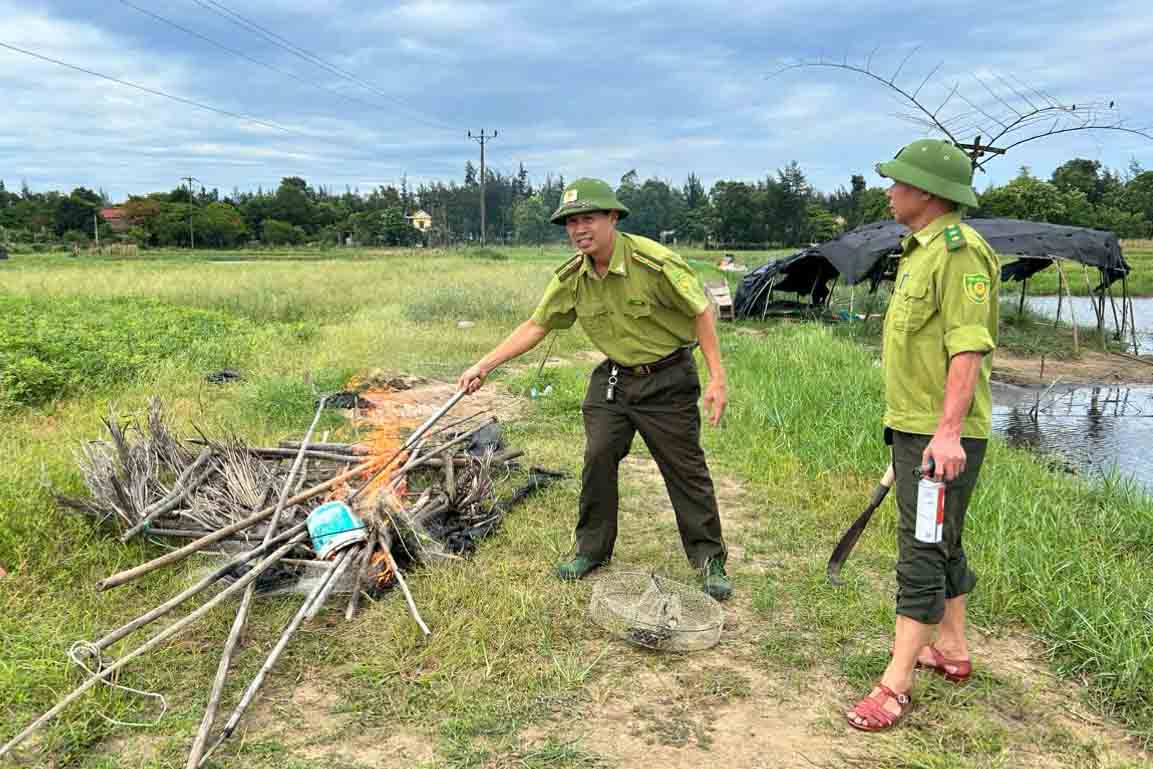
[733,219,1135,344]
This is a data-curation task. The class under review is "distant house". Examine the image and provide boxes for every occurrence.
[99,207,131,233]
[408,209,433,232]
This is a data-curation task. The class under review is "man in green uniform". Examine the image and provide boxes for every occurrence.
[847,140,999,731]
[458,178,732,600]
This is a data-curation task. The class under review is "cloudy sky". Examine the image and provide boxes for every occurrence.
[2,0,1151,201]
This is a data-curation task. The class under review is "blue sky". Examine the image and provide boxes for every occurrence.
[2,0,1151,201]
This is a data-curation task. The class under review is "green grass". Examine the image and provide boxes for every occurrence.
[0,296,259,409]
[825,299,1123,360]
[1,247,1151,767]
[1006,247,1153,297]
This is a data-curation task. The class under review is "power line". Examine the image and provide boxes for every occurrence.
[188,0,457,133]
[0,40,301,137]
[116,0,422,124]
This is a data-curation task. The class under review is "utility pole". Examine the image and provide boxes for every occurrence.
[467,130,497,245]
[181,176,200,249]
[93,212,100,248]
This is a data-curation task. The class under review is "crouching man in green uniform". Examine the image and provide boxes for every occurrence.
[457,178,732,600]
[847,140,999,731]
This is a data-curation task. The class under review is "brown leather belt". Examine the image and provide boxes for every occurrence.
[608,347,691,376]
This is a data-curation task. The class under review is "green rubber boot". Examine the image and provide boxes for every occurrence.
[702,560,732,601]
[555,555,603,581]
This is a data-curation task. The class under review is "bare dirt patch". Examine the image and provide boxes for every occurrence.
[973,634,1152,766]
[994,349,1153,386]
[571,663,848,769]
[355,376,520,426]
[243,677,437,768]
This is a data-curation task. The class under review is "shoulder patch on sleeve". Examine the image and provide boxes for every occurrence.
[963,272,991,304]
[554,254,583,281]
[943,224,967,252]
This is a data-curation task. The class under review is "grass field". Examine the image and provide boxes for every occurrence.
[2,246,1152,768]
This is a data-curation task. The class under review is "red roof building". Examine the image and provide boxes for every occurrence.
[99,207,131,233]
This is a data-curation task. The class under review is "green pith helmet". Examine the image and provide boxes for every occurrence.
[876,139,979,208]
[549,178,630,224]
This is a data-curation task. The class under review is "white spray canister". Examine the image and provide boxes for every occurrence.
[914,460,945,544]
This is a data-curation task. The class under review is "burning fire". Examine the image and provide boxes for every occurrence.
[335,385,426,507]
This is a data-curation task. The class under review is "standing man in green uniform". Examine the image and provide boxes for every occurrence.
[457,178,732,600]
[847,140,999,731]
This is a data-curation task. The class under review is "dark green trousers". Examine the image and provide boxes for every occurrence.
[891,430,987,624]
[576,357,726,568]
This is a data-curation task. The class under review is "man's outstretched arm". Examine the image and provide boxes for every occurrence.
[458,320,551,393]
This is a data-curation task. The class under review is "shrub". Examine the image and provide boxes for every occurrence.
[0,296,253,408]
[0,355,65,408]
[463,246,509,261]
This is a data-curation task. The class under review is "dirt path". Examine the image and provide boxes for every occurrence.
[994,348,1153,386]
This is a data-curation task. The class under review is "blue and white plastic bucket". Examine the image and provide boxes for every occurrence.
[306,501,368,559]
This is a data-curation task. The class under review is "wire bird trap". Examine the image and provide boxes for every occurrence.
[590,572,724,652]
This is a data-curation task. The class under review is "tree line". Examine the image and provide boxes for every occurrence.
[2,156,1152,251]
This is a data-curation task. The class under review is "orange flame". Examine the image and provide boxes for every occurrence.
[340,385,426,508]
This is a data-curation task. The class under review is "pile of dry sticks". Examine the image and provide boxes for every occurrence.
[1,391,561,765]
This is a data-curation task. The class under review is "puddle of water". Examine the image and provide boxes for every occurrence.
[992,381,1153,493]
[1022,296,1153,354]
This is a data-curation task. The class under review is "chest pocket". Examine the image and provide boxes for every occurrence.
[576,302,612,335]
[892,273,936,334]
[623,298,652,319]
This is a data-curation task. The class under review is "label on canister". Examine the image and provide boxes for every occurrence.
[915,478,945,544]
[306,501,367,559]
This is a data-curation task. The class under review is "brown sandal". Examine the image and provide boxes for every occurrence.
[846,684,913,732]
[917,644,972,683]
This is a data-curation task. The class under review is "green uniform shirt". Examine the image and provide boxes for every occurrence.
[882,212,1000,439]
[530,232,709,366]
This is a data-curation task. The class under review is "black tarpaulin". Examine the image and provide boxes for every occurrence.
[734,218,1131,319]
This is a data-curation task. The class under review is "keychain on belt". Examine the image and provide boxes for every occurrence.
[914,458,944,544]
[606,364,619,403]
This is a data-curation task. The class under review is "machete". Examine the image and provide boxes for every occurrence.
[826,464,894,586]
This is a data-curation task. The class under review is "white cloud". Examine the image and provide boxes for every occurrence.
[2,0,1151,200]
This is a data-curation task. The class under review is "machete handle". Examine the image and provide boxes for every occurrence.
[826,464,895,586]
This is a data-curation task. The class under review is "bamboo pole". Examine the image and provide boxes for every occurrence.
[344,538,374,621]
[92,523,308,652]
[187,397,328,769]
[245,447,371,463]
[0,535,304,760]
[375,494,435,636]
[195,546,345,768]
[1055,260,1078,355]
[1082,266,1105,351]
[1106,278,1122,341]
[278,440,370,455]
[304,545,358,621]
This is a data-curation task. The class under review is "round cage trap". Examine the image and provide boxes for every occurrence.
[589,571,724,652]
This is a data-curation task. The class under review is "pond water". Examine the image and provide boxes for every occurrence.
[1021,295,1153,355]
[991,381,1153,493]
